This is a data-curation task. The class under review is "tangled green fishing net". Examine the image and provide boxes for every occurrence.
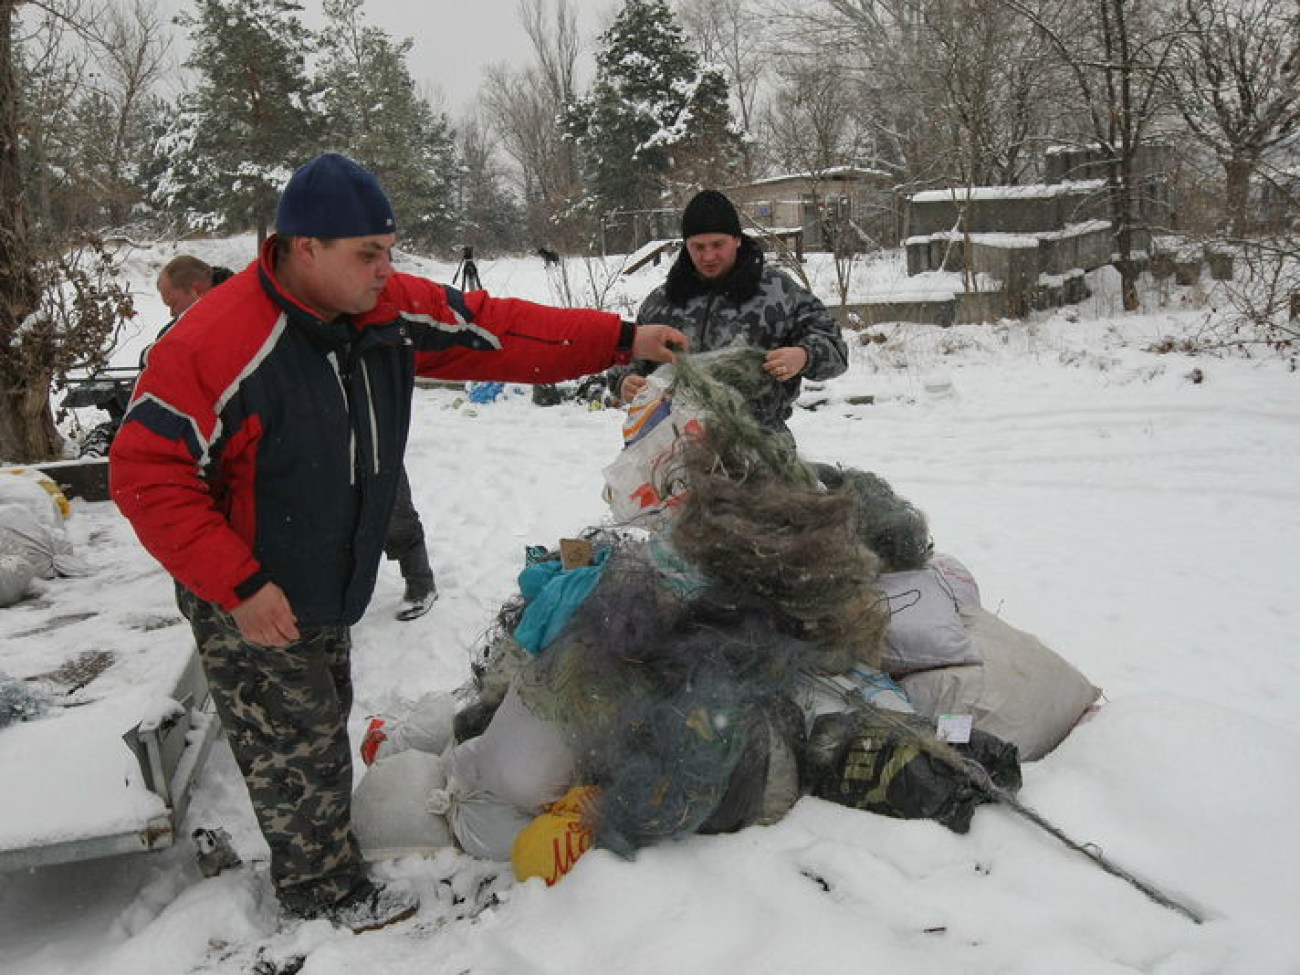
[662,348,888,672]
[516,537,811,856]
[812,462,932,572]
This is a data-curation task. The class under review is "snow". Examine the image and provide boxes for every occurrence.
[3,242,1300,974]
[904,222,1112,249]
[742,166,893,186]
[910,179,1108,203]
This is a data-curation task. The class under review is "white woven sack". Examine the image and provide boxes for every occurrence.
[0,504,60,581]
[352,748,455,861]
[445,683,575,813]
[0,548,37,607]
[0,469,66,528]
[900,604,1101,761]
[929,551,980,605]
[877,563,982,675]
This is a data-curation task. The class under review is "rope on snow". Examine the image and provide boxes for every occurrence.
[961,760,1206,925]
[811,673,1205,925]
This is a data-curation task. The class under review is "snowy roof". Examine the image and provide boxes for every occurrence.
[733,166,892,189]
[910,179,1107,203]
[906,220,1113,248]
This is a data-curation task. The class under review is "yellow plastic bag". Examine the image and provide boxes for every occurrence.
[511,786,597,886]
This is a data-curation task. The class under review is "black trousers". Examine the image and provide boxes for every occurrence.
[384,465,433,589]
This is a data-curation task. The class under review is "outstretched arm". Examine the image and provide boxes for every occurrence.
[630,322,687,363]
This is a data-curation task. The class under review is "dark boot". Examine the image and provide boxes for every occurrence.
[396,547,436,621]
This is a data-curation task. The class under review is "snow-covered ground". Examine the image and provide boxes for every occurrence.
[2,240,1299,974]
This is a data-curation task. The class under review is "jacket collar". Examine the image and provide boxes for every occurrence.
[257,235,390,353]
[665,234,765,307]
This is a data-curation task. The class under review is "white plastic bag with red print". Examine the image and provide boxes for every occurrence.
[602,367,706,529]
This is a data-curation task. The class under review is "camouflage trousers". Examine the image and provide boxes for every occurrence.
[177,585,363,911]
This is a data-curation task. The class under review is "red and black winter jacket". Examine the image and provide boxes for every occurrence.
[110,237,628,626]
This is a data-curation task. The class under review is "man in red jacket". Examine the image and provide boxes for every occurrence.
[110,153,685,932]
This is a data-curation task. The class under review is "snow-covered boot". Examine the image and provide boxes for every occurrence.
[318,878,419,934]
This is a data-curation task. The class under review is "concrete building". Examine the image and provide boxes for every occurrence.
[725,166,899,251]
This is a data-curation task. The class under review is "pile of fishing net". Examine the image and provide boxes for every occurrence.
[486,351,1016,859]
[516,540,811,856]
[355,348,1027,881]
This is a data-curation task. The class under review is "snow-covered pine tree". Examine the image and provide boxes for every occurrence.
[315,0,458,253]
[655,67,746,208]
[564,0,742,251]
[150,0,321,241]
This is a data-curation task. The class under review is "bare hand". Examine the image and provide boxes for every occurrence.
[620,374,650,402]
[631,324,689,363]
[230,582,300,647]
[764,346,809,382]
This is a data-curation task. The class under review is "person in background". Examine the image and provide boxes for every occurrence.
[147,256,236,367]
[609,189,848,441]
[110,153,686,933]
[156,254,235,321]
[385,465,436,620]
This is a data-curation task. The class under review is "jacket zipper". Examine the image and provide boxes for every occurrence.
[360,359,380,476]
[328,349,358,486]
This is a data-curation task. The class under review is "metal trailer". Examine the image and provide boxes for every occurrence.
[0,648,221,872]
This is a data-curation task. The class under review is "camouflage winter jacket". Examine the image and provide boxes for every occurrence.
[612,236,848,431]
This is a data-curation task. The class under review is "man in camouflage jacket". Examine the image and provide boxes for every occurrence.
[610,189,848,435]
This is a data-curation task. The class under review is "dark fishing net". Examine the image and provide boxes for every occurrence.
[663,349,888,671]
[486,350,917,855]
[812,462,933,572]
[0,672,52,729]
[455,592,531,741]
[517,539,811,857]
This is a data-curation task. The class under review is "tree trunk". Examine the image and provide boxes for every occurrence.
[0,370,61,462]
[1109,166,1141,313]
[0,0,61,462]
[1223,155,1256,237]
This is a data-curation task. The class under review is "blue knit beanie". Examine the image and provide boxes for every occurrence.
[275,153,396,238]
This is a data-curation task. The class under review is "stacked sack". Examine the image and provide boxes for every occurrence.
[350,349,1101,888]
[0,469,88,607]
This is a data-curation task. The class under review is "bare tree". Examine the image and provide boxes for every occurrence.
[781,0,1061,191]
[89,0,172,227]
[0,0,46,461]
[15,0,89,231]
[1169,0,1300,236]
[767,0,934,185]
[1,0,137,462]
[761,53,878,305]
[1006,0,1186,311]
[917,0,1060,186]
[483,0,591,251]
[17,0,169,232]
[677,0,766,175]
[456,108,527,254]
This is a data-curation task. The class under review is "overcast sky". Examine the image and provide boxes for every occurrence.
[361,0,611,112]
[156,0,614,117]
